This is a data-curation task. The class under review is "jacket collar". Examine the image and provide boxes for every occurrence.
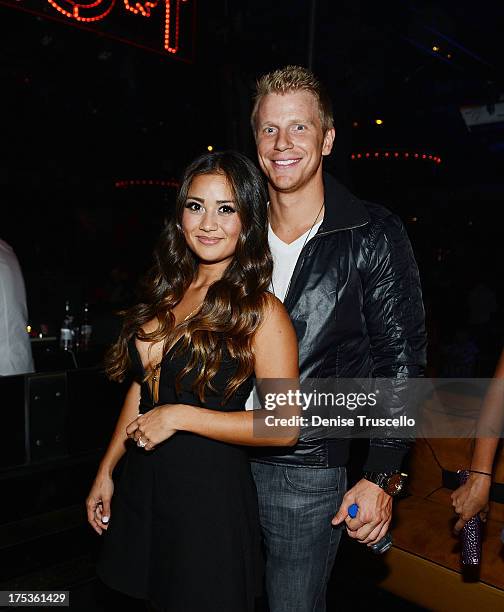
[319,172,370,233]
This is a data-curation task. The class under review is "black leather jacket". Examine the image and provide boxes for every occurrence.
[252,174,427,471]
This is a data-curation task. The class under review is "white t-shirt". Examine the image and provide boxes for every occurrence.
[268,220,323,302]
[245,220,322,409]
[0,239,34,375]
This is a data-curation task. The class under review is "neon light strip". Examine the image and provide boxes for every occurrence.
[351,151,442,164]
[123,0,158,17]
[115,179,180,188]
[46,0,116,22]
[165,0,189,54]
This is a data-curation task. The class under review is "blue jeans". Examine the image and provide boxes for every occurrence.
[251,462,347,612]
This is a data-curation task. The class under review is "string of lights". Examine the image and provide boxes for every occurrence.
[46,0,116,22]
[164,0,189,54]
[351,151,442,164]
[123,0,158,18]
[114,179,180,188]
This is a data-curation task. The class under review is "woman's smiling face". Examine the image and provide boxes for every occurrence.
[181,173,243,265]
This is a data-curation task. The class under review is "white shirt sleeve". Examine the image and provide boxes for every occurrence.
[0,240,34,375]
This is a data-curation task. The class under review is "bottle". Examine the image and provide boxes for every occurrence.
[347,504,393,554]
[79,302,92,351]
[59,300,74,351]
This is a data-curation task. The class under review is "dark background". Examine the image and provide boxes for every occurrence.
[1,0,503,373]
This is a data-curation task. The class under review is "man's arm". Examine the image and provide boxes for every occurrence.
[362,212,426,469]
[333,212,427,544]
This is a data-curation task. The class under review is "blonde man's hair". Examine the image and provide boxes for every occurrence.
[251,65,334,134]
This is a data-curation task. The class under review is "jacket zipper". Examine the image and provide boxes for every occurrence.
[283,221,369,309]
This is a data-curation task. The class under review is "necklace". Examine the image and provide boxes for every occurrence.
[182,304,202,322]
[151,303,202,384]
[270,201,324,299]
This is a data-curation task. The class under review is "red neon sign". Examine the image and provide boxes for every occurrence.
[123,0,158,17]
[45,0,190,54]
[46,0,116,22]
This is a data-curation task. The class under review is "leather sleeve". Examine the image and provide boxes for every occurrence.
[360,213,427,472]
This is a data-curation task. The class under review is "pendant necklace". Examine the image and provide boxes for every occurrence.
[270,201,324,299]
[151,302,203,386]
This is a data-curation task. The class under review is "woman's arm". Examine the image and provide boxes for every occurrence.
[451,349,504,532]
[471,349,504,469]
[86,380,141,534]
[97,380,141,477]
[126,296,300,448]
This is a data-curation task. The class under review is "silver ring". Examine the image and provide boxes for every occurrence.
[137,436,147,448]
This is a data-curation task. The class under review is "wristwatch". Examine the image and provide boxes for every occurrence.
[363,471,408,497]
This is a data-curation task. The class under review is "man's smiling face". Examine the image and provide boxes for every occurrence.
[255,90,335,194]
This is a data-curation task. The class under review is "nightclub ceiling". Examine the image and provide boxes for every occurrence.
[0,0,503,202]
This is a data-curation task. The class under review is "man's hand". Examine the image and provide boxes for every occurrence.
[332,478,392,546]
[126,404,183,451]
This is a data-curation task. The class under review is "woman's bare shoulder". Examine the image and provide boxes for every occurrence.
[253,292,296,343]
[261,291,289,316]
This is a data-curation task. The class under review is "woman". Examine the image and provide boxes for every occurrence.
[451,348,504,533]
[86,151,299,612]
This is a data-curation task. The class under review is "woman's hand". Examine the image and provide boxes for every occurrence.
[125,404,185,451]
[86,472,114,535]
[451,472,491,534]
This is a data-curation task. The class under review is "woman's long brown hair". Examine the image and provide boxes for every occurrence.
[104,151,273,402]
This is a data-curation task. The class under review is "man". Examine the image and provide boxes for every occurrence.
[0,238,34,375]
[248,66,427,611]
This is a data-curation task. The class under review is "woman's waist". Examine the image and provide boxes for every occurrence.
[128,432,252,465]
[139,394,249,413]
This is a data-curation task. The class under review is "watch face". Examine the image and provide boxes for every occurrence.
[386,473,405,495]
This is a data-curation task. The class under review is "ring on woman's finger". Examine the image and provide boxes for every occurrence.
[137,436,147,448]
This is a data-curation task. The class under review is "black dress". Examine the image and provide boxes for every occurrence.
[96,337,262,612]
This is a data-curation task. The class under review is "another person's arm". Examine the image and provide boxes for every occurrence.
[452,349,504,532]
[86,381,141,534]
[126,296,300,448]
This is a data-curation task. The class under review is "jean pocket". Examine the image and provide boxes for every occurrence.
[283,466,343,493]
